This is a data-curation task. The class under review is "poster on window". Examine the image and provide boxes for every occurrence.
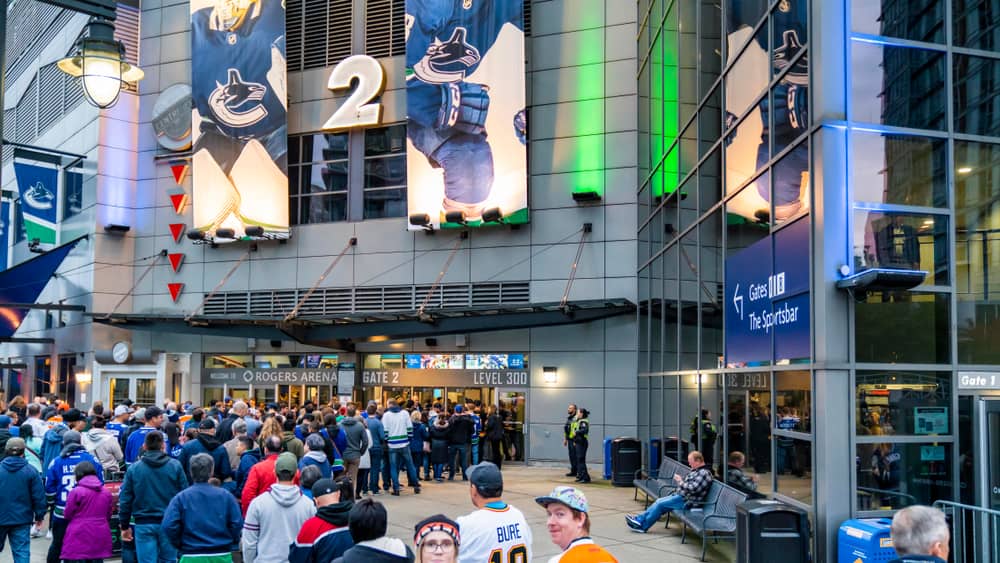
[189,0,289,242]
[405,0,528,230]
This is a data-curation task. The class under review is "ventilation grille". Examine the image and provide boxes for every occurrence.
[15,77,38,143]
[365,0,405,58]
[523,0,532,36]
[289,0,353,72]
[37,64,63,132]
[115,4,141,67]
[202,281,532,317]
[2,110,14,163]
[4,3,66,82]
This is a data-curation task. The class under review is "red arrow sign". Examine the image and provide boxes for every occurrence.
[168,191,189,214]
[170,163,189,184]
[168,283,184,302]
[169,223,185,242]
[168,253,184,272]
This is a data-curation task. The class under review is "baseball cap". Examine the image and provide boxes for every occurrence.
[414,514,460,547]
[114,405,131,417]
[198,419,216,430]
[311,478,338,499]
[133,408,146,421]
[274,452,298,479]
[4,437,25,454]
[63,430,82,445]
[0,415,11,428]
[454,405,464,413]
[535,486,589,513]
[468,461,502,491]
[62,409,83,423]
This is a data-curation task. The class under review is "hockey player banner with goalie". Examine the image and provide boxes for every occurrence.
[405,0,529,230]
[189,0,289,242]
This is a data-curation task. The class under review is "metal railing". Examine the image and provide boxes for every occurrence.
[933,500,1000,563]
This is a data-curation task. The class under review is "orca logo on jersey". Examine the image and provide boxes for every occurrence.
[209,68,269,128]
[413,27,481,84]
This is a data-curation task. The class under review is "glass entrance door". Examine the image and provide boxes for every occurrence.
[497,390,526,462]
[983,399,1000,511]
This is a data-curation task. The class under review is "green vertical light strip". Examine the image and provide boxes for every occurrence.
[660,2,680,198]
[570,36,608,197]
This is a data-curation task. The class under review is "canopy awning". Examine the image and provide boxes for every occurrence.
[92,298,636,350]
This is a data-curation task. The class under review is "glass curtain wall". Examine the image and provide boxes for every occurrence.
[638,0,813,507]
[847,0,1000,515]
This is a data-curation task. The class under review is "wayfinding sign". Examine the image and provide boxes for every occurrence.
[725,218,810,367]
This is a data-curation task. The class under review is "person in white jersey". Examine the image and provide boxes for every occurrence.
[456,462,532,563]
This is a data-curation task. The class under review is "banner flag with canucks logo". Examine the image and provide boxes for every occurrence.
[13,162,59,244]
[188,0,289,243]
[405,0,529,230]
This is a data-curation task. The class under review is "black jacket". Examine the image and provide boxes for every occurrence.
[428,421,451,464]
[485,414,504,441]
[564,413,575,439]
[289,501,354,563]
[447,415,474,445]
[333,538,414,563]
[216,412,241,443]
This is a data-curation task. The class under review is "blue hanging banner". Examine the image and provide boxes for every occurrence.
[13,162,59,244]
[0,236,84,337]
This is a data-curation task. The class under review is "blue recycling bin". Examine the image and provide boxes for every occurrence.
[649,438,661,472]
[603,438,613,479]
[838,518,896,563]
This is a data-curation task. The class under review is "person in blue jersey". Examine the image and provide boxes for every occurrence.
[190,0,288,237]
[43,430,103,563]
[106,405,131,446]
[124,406,164,465]
[405,0,525,221]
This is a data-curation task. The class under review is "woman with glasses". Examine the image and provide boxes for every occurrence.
[414,514,460,563]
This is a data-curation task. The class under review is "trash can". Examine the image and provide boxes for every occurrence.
[662,436,689,462]
[602,438,613,480]
[649,438,662,472]
[837,518,896,563]
[610,437,641,487]
[737,499,810,563]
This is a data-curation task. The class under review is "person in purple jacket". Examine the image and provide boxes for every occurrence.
[60,461,113,563]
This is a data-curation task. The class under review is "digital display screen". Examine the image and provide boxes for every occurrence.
[465,354,525,369]
[405,354,464,369]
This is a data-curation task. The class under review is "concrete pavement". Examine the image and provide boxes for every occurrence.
[2,465,733,563]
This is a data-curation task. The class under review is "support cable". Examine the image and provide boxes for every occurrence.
[185,248,253,321]
[417,232,467,318]
[284,237,357,321]
[102,250,167,319]
[560,223,592,309]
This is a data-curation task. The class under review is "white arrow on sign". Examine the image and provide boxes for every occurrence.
[733,283,744,320]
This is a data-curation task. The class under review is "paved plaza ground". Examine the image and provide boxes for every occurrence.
[2,465,732,563]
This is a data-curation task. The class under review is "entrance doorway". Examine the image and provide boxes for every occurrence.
[109,373,157,406]
[975,399,1000,511]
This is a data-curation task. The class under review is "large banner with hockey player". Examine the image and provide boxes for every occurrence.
[405,0,529,230]
[189,0,289,242]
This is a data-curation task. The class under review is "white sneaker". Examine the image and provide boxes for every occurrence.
[29,525,42,538]
[45,529,52,540]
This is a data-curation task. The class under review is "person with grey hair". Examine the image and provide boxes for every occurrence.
[889,505,949,563]
[224,418,248,471]
[162,453,243,560]
[300,433,333,479]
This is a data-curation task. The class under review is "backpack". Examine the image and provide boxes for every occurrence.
[41,425,67,474]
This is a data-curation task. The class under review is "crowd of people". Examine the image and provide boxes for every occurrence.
[0,394,619,563]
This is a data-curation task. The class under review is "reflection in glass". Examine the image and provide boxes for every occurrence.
[725,27,769,126]
[851,41,946,131]
[856,443,951,510]
[772,0,808,82]
[852,211,949,285]
[954,0,1000,51]
[727,172,770,226]
[955,140,1000,363]
[726,107,768,196]
[775,438,811,504]
[954,54,1000,138]
[855,292,950,364]
[699,0,722,97]
[771,143,810,224]
[775,371,811,433]
[724,371,772,492]
[724,0,768,64]
[301,193,348,224]
[851,0,945,44]
[851,132,947,208]
[856,371,950,437]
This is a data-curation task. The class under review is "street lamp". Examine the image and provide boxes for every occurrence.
[57,18,144,109]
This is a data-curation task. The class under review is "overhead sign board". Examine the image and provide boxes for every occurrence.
[725,218,810,367]
[205,368,338,386]
[957,372,1000,390]
[361,368,529,388]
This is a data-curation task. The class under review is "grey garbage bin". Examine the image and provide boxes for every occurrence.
[737,499,810,563]
[610,437,641,487]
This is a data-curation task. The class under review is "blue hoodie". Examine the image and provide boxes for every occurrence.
[44,444,104,519]
[366,417,386,451]
[162,482,243,555]
[40,423,69,475]
[0,455,46,525]
[118,450,188,527]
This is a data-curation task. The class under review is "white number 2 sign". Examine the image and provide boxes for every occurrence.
[322,55,387,131]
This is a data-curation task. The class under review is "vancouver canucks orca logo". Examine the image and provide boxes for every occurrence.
[413,27,481,84]
[23,182,54,211]
[209,69,268,128]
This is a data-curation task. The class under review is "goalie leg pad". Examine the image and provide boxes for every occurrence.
[431,133,495,206]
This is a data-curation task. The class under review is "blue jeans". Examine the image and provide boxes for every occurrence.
[388,448,420,492]
[471,441,480,464]
[369,448,383,493]
[433,463,444,480]
[635,494,686,531]
[0,524,31,563]
[448,444,468,480]
[135,522,177,563]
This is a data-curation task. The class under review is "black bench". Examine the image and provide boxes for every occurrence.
[633,456,690,506]
[669,481,749,561]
